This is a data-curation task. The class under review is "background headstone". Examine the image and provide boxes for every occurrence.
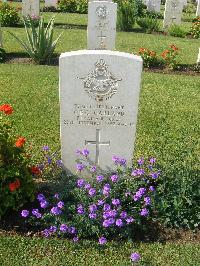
[22,0,40,17]
[146,0,161,13]
[59,50,143,175]
[197,48,200,65]
[45,0,58,8]
[196,0,200,16]
[163,0,184,29]
[87,0,117,50]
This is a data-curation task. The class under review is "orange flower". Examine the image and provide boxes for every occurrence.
[0,104,13,115]
[150,51,156,57]
[170,44,178,51]
[15,137,26,148]
[161,50,169,59]
[31,166,41,176]
[139,48,146,54]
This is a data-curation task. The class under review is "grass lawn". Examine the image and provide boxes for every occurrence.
[0,236,200,266]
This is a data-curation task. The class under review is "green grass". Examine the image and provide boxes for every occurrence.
[0,236,199,266]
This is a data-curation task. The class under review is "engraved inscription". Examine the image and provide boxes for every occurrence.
[79,59,122,102]
[96,5,109,19]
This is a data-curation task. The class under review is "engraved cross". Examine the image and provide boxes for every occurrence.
[85,129,110,165]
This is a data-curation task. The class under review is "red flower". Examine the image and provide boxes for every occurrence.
[9,179,21,192]
[0,104,13,115]
[31,166,41,176]
[170,44,178,51]
[15,137,26,148]
[15,179,21,189]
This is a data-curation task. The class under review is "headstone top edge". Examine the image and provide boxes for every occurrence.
[59,50,143,63]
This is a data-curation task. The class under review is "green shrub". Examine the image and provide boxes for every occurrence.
[145,10,163,19]
[0,104,35,218]
[168,24,187,38]
[0,3,20,27]
[137,17,160,33]
[0,47,6,63]
[138,48,161,67]
[59,0,88,14]
[9,17,63,64]
[117,0,145,31]
[190,16,200,39]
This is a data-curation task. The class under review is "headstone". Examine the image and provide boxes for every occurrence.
[146,0,161,13]
[196,0,200,16]
[0,23,2,48]
[59,50,143,174]
[197,48,200,65]
[163,0,184,29]
[22,0,40,17]
[45,0,58,8]
[87,0,117,50]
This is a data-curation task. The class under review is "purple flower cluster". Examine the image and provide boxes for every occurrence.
[76,148,89,157]
[42,224,78,240]
[112,156,127,166]
[103,183,111,195]
[133,187,146,201]
[131,168,145,176]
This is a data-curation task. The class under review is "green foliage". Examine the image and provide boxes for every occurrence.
[9,16,63,64]
[59,0,88,14]
[137,17,160,33]
[190,16,200,38]
[0,47,6,63]
[145,10,163,19]
[24,15,40,28]
[117,0,145,31]
[0,104,35,218]
[168,24,187,38]
[0,3,20,27]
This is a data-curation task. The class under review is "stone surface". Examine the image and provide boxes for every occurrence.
[163,0,183,29]
[45,0,58,8]
[197,48,200,64]
[146,0,161,13]
[87,1,117,50]
[22,0,40,17]
[197,0,200,16]
[59,50,143,175]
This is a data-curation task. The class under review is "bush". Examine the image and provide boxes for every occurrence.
[9,17,63,64]
[138,48,161,67]
[190,16,200,38]
[137,17,160,33]
[42,6,57,13]
[117,0,145,31]
[0,104,35,218]
[168,24,187,38]
[0,47,6,63]
[59,0,88,14]
[161,44,179,70]
[0,3,20,27]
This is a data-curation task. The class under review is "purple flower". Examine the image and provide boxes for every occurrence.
[68,227,76,234]
[60,224,68,232]
[54,193,59,199]
[21,210,29,218]
[99,236,107,245]
[47,156,51,164]
[125,191,131,197]
[140,208,149,217]
[103,183,111,195]
[112,199,121,206]
[90,166,97,173]
[96,175,104,182]
[88,188,96,197]
[131,169,145,176]
[56,160,63,167]
[85,183,91,190]
[137,157,144,165]
[89,213,97,219]
[42,145,49,151]
[120,211,128,219]
[112,156,126,166]
[42,229,50,238]
[126,217,135,224]
[32,209,42,218]
[131,169,138,176]
[149,186,155,192]
[130,252,141,262]
[103,218,115,227]
[150,171,160,179]
[116,219,123,227]
[77,179,85,188]
[76,163,85,172]
[89,204,97,213]
[82,148,89,157]
[57,201,64,209]
[49,226,57,233]
[138,187,146,195]
[112,155,120,164]
[77,204,85,215]
[120,158,127,166]
[73,236,79,242]
[110,174,118,183]
[76,149,82,155]
[37,193,45,202]
[40,200,48,209]
[97,199,105,206]
[144,196,151,206]
[149,158,156,164]
[51,207,62,216]
[103,204,111,211]
[103,210,117,219]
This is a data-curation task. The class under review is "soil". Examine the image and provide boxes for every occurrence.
[4,54,200,76]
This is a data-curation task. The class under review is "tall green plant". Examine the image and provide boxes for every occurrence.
[9,16,62,64]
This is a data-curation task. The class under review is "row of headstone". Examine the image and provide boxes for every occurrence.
[59,0,143,174]
[22,0,58,17]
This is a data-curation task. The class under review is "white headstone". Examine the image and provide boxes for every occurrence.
[59,50,143,175]
[197,48,200,64]
[146,0,161,13]
[196,0,200,16]
[45,0,58,8]
[163,0,184,29]
[22,0,40,17]
[87,0,117,50]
